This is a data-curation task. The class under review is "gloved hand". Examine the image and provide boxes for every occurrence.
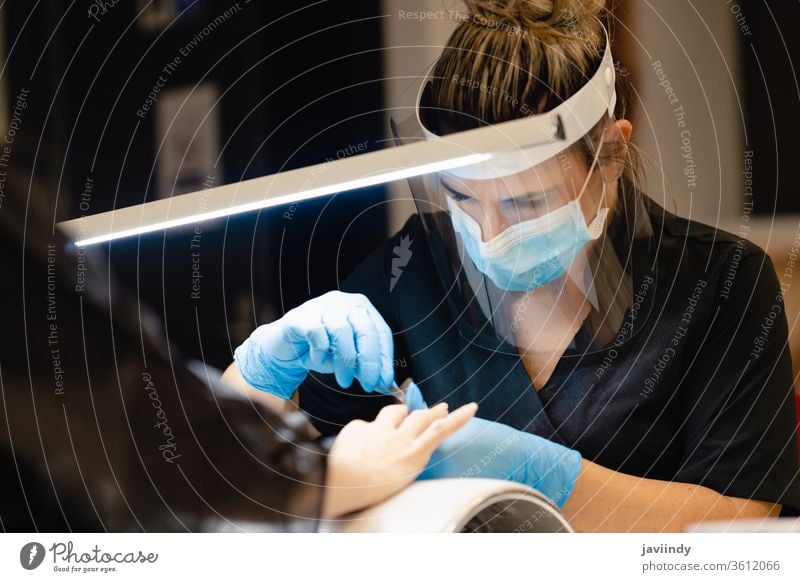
[234,291,394,399]
[406,382,582,509]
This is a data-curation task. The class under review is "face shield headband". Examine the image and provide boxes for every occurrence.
[416,21,617,180]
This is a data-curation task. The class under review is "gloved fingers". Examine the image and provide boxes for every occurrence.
[300,324,331,369]
[373,403,410,428]
[347,305,382,391]
[414,402,478,455]
[370,307,395,390]
[398,403,449,437]
[321,310,358,388]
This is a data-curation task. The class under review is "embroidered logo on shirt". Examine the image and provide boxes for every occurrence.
[390,235,413,292]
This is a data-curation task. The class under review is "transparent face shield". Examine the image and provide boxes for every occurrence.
[389,31,654,373]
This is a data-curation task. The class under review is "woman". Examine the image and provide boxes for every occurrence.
[0,173,476,531]
[232,0,800,531]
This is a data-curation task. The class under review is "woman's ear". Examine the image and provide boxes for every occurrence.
[602,118,632,145]
[599,118,632,183]
[615,119,633,141]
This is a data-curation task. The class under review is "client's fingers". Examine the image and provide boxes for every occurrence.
[415,403,478,453]
[398,402,449,437]
[373,403,410,427]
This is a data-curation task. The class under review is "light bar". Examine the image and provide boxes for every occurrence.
[58,112,563,247]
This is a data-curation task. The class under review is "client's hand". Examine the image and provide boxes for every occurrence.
[323,401,477,518]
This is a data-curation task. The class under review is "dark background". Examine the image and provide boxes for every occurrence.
[739,0,800,214]
[3,0,390,368]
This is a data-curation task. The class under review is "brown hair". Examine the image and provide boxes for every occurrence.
[422,0,644,196]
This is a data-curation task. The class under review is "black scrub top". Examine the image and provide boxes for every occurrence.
[298,193,800,514]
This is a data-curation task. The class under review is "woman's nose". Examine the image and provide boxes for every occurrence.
[478,206,511,242]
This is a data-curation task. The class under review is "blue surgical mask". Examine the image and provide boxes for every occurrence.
[447,194,609,292]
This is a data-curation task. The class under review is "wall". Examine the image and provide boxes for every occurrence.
[630,0,745,223]
[382,0,461,236]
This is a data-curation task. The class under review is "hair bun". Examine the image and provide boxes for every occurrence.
[463,0,606,30]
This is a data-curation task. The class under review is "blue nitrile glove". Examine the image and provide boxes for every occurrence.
[407,382,582,509]
[234,291,394,399]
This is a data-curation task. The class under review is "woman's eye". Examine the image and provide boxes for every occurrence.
[504,197,540,211]
[452,192,471,202]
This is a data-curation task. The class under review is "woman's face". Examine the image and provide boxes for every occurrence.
[441,148,605,242]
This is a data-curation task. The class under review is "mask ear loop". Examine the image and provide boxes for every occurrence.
[575,125,606,205]
[573,122,612,234]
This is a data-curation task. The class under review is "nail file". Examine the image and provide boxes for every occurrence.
[389,378,415,404]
